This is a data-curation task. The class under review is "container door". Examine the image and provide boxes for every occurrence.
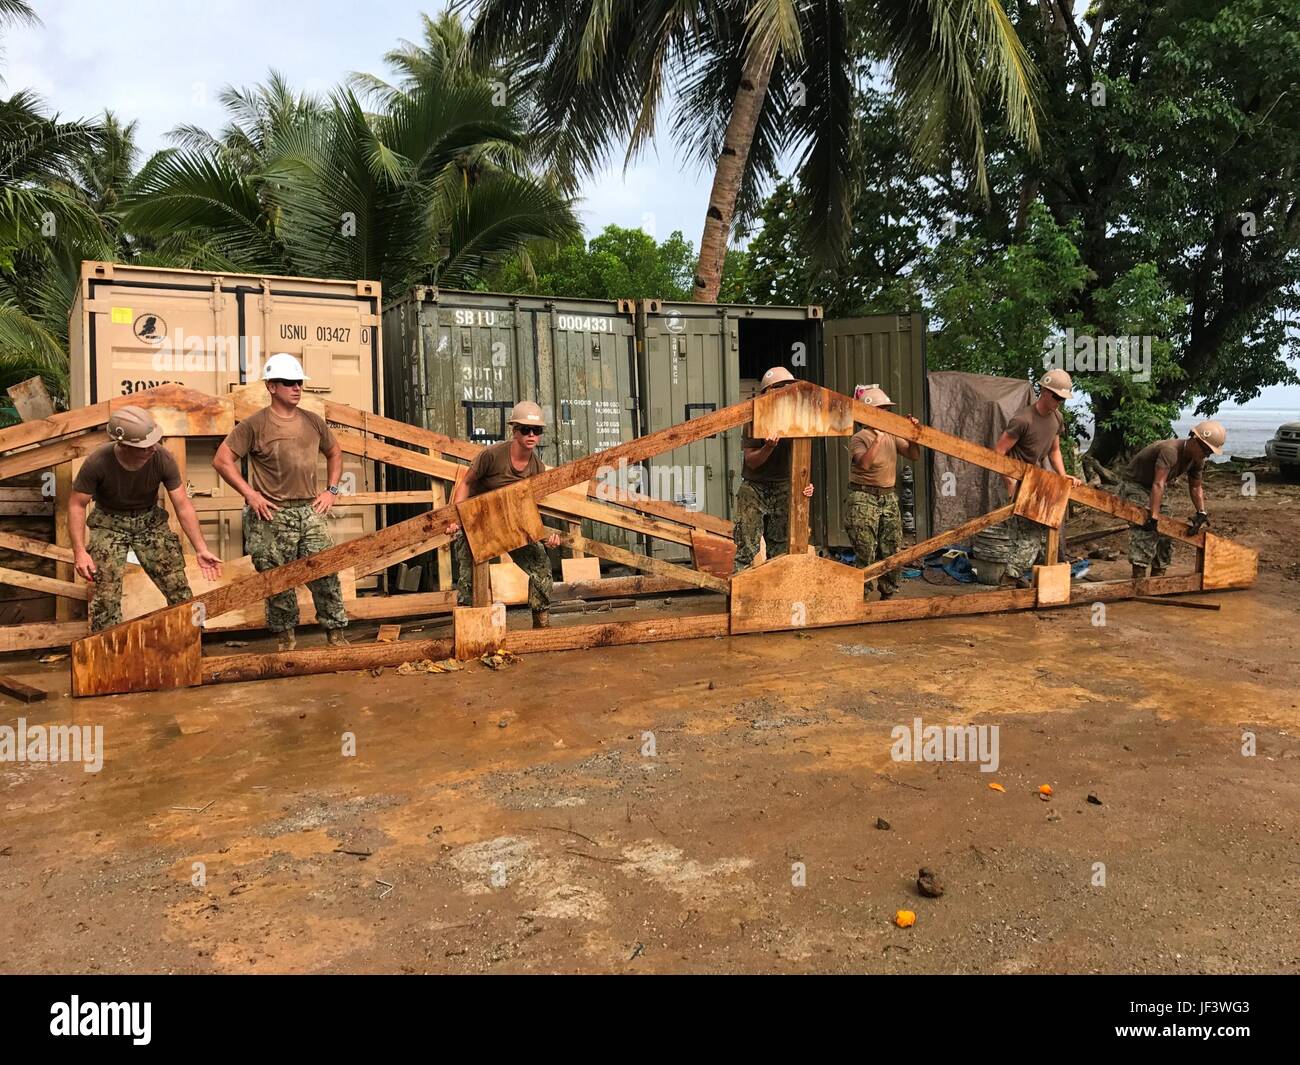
[640,304,741,559]
[820,312,929,546]
[420,304,525,444]
[537,303,639,550]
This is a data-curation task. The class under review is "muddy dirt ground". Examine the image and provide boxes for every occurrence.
[1,465,1297,974]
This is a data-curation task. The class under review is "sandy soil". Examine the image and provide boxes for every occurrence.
[1,464,1297,974]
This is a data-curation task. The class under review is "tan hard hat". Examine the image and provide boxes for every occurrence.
[859,386,894,407]
[1191,419,1226,455]
[760,366,796,392]
[107,405,162,448]
[1039,368,1073,399]
[508,400,545,427]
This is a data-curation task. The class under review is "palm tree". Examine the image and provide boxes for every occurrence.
[466,0,1041,302]
[123,58,579,292]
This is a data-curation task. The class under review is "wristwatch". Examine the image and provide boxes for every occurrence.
[327,484,340,495]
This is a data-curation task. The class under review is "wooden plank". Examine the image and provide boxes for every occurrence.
[858,504,1016,585]
[454,605,505,660]
[1201,532,1258,590]
[430,482,452,589]
[566,520,583,556]
[554,575,695,601]
[7,376,55,422]
[0,565,89,600]
[1067,574,1203,602]
[563,533,730,594]
[788,437,812,554]
[490,558,530,605]
[502,613,729,654]
[187,491,440,512]
[1013,465,1072,528]
[0,531,73,564]
[324,402,480,461]
[589,488,734,539]
[1069,482,1206,548]
[55,460,77,623]
[1133,596,1221,610]
[458,485,546,562]
[753,381,855,437]
[0,431,108,483]
[561,556,602,584]
[471,559,491,608]
[123,383,232,436]
[730,552,864,634]
[541,489,695,547]
[0,502,54,516]
[202,638,455,685]
[0,673,48,703]
[0,398,111,453]
[1045,525,1060,565]
[345,591,454,620]
[1033,563,1072,606]
[376,624,401,642]
[71,607,202,697]
[691,529,736,579]
[0,620,87,652]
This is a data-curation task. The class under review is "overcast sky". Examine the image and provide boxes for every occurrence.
[7,1,1297,415]
[6,0,714,244]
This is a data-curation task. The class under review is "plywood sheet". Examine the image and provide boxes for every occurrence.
[691,530,736,579]
[752,381,854,438]
[490,558,530,605]
[71,605,202,696]
[1034,563,1071,606]
[1201,533,1258,590]
[458,485,545,563]
[561,556,602,584]
[730,552,864,634]
[453,605,506,660]
[1013,466,1072,528]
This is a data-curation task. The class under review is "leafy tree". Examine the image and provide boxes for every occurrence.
[466,0,1041,302]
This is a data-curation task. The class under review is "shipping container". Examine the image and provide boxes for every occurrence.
[382,288,929,575]
[67,262,384,567]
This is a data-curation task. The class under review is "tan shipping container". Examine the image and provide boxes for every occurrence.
[67,261,383,569]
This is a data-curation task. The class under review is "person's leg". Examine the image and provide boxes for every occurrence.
[85,512,131,632]
[877,493,904,598]
[1120,481,1157,577]
[452,531,475,604]
[761,482,790,560]
[511,541,553,626]
[132,509,193,607]
[1152,532,1175,576]
[243,506,300,634]
[300,507,348,632]
[844,492,880,594]
[1005,516,1042,580]
[731,481,764,572]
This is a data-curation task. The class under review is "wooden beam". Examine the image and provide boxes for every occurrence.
[0,674,47,703]
[0,530,74,564]
[591,488,734,539]
[324,402,480,461]
[858,504,1015,584]
[788,437,812,554]
[0,621,88,653]
[202,637,456,685]
[0,431,108,482]
[187,490,441,512]
[541,489,695,547]
[562,533,730,594]
[1134,596,1220,610]
[554,575,698,600]
[356,530,453,579]
[0,565,89,600]
[502,613,729,654]
[1069,482,1206,548]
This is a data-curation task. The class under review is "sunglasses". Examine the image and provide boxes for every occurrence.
[269,379,302,388]
[514,424,544,436]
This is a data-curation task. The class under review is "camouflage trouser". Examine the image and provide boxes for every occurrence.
[243,502,348,633]
[1118,480,1174,571]
[452,532,552,611]
[86,506,192,632]
[1004,515,1046,579]
[732,480,790,572]
[843,489,902,596]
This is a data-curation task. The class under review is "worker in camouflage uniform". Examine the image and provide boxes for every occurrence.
[214,352,350,651]
[844,386,923,599]
[69,405,221,632]
[989,368,1082,583]
[1118,420,1224,578]
[732,366,815,572]
[445,400,560,629]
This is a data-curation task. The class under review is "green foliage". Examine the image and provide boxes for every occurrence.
[487,225,697,300]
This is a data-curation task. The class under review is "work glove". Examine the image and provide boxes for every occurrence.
[1187,511,1210,534]
[1142,514,1160,532]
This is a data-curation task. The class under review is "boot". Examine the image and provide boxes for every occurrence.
[1131,564,1148,580]
[531,609,551,630]
[326,628,350,647]
[1149,567,1166,578]
[277,628,296,652]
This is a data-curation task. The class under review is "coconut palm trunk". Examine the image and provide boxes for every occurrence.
[692,40,775,303]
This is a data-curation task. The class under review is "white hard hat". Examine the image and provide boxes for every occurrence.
[262,352,310,382]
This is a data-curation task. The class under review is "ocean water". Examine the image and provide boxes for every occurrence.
[1076,407,1298,462]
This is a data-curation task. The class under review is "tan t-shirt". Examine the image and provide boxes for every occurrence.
[73,442,182,513]
[1003,404,1064,466]
[463,441,544,497]
[223,407,337,503]
[1127,437,1205,490]
[740,421,792,484]
[849,428,899,488]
